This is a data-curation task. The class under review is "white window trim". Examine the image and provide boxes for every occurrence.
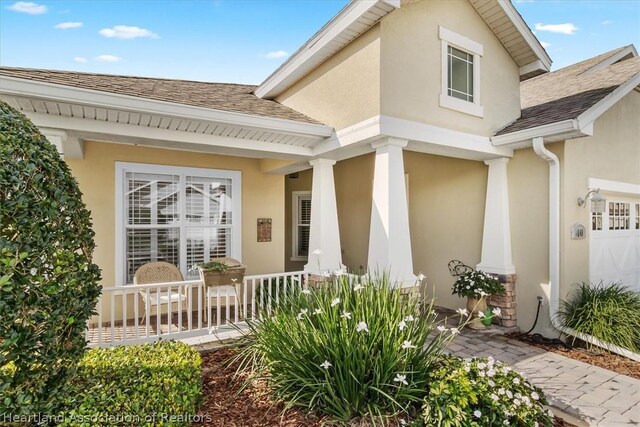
[439,26,484,118]
[115,162,242,286]
[291,191,311,262]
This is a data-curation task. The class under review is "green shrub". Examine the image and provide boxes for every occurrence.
[558,282,640,352]
[238,274,463,422]
[422,356,553,427]
[0,101,102,415]
[56,341,202,426]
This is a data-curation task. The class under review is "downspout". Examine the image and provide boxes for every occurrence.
[532,137,640,362]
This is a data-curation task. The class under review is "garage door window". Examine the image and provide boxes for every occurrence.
[609,202,630,230]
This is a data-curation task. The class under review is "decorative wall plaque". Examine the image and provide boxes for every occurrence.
[257,218,272,242]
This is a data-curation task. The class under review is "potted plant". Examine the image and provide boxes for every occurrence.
[198,257,246,287]
[452,270,505,329]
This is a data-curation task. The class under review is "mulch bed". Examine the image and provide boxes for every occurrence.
[507,333,640,380]
[195,347,574,426]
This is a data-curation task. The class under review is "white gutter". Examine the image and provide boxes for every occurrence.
[532,137,640,362]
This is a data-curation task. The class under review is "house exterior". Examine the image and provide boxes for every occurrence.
[1,0,638,338]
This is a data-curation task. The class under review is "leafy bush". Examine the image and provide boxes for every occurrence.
[0,101,102,415]
[422,356,553,427]
[452,270,505,299]
[238,274,463,422]
[558,282,640,352]
[56,341,202,426]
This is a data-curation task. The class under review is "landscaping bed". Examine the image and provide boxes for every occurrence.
[508,333,640,380]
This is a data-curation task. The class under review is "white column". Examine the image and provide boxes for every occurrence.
[304,159,343,275]
[477,157,515,274]
[367,137,416,286]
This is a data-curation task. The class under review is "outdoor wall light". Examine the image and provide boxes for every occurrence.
[577,189,606,214]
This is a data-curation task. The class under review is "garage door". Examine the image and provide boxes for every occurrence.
[590,196,640,292]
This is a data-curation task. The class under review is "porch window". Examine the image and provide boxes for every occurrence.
[116,162,241,285]
[292,191,311,261]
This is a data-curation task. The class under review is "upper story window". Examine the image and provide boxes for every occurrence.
[439,26,484,118]
[115,162,242,286]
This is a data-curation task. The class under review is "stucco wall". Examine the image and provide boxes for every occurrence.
[66,141,286,293]
[561,91,640,295]
[284,169,313,272]
[276,25,381,131]
[379,0,521,136]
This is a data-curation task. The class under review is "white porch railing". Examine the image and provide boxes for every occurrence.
[86,271,308,347]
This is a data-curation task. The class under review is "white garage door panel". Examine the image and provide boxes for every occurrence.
[589,196,640,292]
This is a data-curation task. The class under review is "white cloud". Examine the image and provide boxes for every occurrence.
[534,23,578,35]
[98,25,158,40]
[263,50,289,59]
[601,20,614,25]
[7,1,47,14]
[94,54,122,62]
[55,22,83,29]
[540,41,551,49]
[73,56,88,63]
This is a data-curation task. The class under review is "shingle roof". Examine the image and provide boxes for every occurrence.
[0,67,322,125]
[496,47,640,136]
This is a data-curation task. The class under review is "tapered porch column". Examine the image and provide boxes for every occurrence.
[478,157,517,327]
[368,137,416,286]
[304,159,343,275]
[477,158,515,274]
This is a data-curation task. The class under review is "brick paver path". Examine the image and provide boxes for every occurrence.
[447,329,640,426]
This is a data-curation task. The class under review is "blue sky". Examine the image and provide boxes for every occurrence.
[1,0,638,84]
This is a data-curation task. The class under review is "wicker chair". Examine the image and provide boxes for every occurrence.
[134,262,189,324]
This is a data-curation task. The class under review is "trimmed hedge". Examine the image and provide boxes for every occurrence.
[0,101,102,415]
[56,341,202,426]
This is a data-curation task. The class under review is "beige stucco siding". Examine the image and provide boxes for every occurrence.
[561,91,640,295]
[379,0,521,136]
[276,25,381,131]
[66,141,285,292]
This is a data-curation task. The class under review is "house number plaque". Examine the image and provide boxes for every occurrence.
[257,218,272,242]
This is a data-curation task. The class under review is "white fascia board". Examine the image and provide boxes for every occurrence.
[583,45,638,75]
[23,111,314,157]
[0,76,333,138]
[519,60,546,77]
[588,178,640,196]
[577,72,640,128]
[497,1,552,71]
[491,119,581,146]
[255,0,399,99]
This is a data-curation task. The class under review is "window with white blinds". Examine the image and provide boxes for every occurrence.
[292,192,311,261]
[116,162,241,285]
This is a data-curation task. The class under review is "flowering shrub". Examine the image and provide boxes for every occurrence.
[422,356,553,427]
[452,270,505,299]
[238,274,464,422]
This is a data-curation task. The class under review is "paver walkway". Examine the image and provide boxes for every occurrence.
[446,328,640,426]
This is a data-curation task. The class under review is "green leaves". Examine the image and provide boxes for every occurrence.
[0,101,102,415]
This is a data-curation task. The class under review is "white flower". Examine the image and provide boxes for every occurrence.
[302,288,311,295]
[503,421,509,426]
[30,268,37,276]
[479,290,488,297]
[473,410,481,419]
[487,369,496,377]
[393,373,408,386]
[477,362,486,370]
[399,419,407,426]
[417,273,425,281]
[356,321,369,333]
[492,307,502,317]
[320,360,332,370]
[506,390,513,399]
[322,271,331,278]
[331,298,340,307]
[477,311,485,318]
[437,325,447,333]
[401,340,416,349]
[301,308,308,314]
[449,327,460,335]
[312,249,323,255]
[353,284,363,291]
[456,308,469,316]
[405,315,415,322]
[292,276,300,282]
[398,320,407,331]
[341,311,352,319]
[513,399,521,407]
[488,380,495,387]
[531,391,540,401]
[513,377,520,385]
[314,308,322,315]
[498,388,505,395]
[491,393,499,401]
[296,313,304,320]
[533,423,539,427]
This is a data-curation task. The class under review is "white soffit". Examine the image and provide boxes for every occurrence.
[255,0,399,99]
